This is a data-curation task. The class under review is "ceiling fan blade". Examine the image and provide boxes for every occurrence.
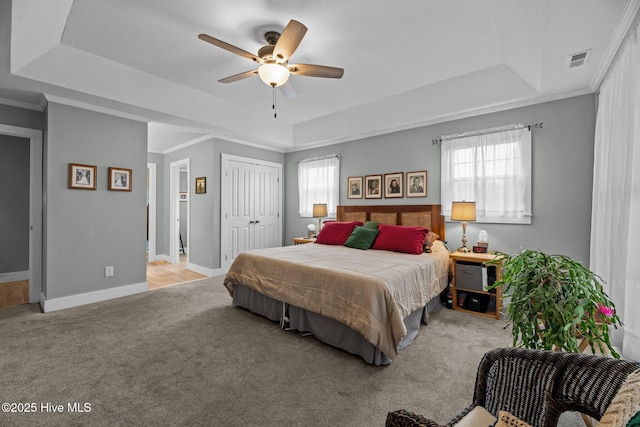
[198,33,261,63]
[273,20,307,63]
[289,64,344,79]
[218,70,258,83]
[278,80,297,98]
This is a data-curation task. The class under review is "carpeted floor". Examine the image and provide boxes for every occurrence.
[0,276,584,426]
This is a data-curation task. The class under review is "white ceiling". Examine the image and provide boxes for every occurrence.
[0,0,637,152]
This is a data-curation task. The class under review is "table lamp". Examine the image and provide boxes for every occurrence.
[312,203,328,236]
[451,201,476,252]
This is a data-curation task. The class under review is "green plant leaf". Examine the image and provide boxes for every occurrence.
[492,249,622,358]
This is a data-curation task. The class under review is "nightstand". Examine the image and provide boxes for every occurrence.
[292,237,316,245]
[449,251,503,319]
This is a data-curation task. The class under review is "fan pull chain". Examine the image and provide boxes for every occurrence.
[272,86,277,119]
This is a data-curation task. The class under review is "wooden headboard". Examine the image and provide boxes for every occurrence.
[336,205,445,240]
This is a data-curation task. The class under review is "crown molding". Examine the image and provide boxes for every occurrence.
[43,94,150,123]
[158,133,215,154]
[590,0,640,91]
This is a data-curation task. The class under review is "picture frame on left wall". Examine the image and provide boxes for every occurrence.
[108,167,132,191]
[69,163,97,190]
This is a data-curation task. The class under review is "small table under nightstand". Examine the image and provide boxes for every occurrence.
[292,237,316,245]
[449,251,503,319]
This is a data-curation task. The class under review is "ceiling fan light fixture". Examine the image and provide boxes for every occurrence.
[258,63,290,87]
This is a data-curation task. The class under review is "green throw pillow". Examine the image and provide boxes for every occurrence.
[344,226,379,250]
[364,221,379,230]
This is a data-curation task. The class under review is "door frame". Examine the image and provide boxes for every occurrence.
[0,124,43,303]
[220,154,283,273]
[147,162,157,262]
[169,158,190,265]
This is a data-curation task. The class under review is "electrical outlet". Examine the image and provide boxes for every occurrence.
[105,266,114,277]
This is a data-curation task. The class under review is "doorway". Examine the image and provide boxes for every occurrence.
[147,157,205,289]
[169,158,190,265]
[146,163,157,262]
[0,124,43,305]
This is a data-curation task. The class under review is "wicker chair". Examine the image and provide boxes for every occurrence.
[386,347,640,427]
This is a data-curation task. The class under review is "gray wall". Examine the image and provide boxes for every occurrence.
[44,102,147,299]
[0,103,43,130]
[0,135,30,274]
[284,94,596,264]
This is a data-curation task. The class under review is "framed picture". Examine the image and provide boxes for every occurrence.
[406,170,427,198]
[384,172,404,198]
[347,176,363,199]
[108,167,132,191]
[195,177,206,194]
[179,192,188,202]
[69,163,97,190]
[364,175,382,199]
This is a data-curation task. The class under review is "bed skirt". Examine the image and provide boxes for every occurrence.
[232,284,442,365]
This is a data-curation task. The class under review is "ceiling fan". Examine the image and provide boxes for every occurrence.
[198,20,344,98]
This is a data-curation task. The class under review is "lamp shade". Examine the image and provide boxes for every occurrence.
[312,203,328,218]
[451,201,476,221]
[258,63,290,87]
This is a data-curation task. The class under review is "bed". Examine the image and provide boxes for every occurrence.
[223,204,450,365]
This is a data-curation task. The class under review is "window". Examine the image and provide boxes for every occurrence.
[298,155,340,218]
[441,125,531,224]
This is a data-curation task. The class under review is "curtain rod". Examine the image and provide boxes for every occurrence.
[431,122,543,145]
[298,154,340,164]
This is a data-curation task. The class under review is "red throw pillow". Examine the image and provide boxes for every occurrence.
[315,221,363,245]
[370,224,428,254]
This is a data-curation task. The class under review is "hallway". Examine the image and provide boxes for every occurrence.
[147,254,207,289]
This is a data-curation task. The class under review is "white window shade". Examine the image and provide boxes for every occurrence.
[298,155,339,218]
[441,125,532,224]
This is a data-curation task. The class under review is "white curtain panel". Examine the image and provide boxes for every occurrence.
[591,17,640,361]
[441,125,531,222]
[297,156,340,218]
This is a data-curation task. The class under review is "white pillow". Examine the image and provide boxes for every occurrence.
[455,406,497,427]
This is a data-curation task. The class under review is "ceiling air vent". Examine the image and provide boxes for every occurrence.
[568,49,591,68]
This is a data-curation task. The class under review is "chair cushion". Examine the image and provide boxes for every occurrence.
[455,406,496,427]
[495,411,532,427]
[597,369,640,427]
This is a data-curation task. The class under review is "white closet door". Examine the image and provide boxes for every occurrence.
[253,163,280,250]
[227,160,254,262]
[221,154,282,272]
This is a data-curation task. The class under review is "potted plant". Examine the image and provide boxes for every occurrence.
[488,249,622,358]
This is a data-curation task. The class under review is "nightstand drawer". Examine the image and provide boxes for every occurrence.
[455,262,497,292]
[456,262,483,291]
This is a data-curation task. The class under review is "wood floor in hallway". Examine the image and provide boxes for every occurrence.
[147,254,208,289]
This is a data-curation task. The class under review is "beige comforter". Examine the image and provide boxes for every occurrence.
[223,240,450,358]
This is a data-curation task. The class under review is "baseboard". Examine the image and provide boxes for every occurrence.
[40,282,148,313]
[155,254,171,262]
[187,262,214,277]
[0,271,29,283]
